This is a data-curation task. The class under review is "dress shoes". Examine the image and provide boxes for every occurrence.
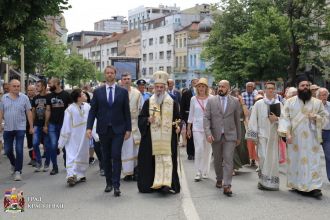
[114,188,121,197]
[104,185,113,193]
[123,175,133,181]
[216,180,223,188]
[223,186,233,197]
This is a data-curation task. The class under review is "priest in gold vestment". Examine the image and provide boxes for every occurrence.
[137,71,181,193]
[279,76,328,198]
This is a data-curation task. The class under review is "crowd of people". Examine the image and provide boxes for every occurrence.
[0,67,329,199]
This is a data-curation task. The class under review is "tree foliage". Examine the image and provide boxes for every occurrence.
[203,0,330,85]
[0,0,70,43]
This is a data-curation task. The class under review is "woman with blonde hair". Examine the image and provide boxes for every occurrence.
[187,78,212,181]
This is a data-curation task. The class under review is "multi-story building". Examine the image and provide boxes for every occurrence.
[67,31,111,54]
[78,30,140,72]
[140,13,200,81]
[128,4,180,30]
[45,15,68,44]
[94,16,128,33]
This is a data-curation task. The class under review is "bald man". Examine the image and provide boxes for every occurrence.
[204,80,241,196]
[0,79,33,181]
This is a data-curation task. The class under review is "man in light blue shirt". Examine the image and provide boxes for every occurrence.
[317,87,330,182]
[0,79,33,181]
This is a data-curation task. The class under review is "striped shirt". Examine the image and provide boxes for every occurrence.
[0,92,31,131]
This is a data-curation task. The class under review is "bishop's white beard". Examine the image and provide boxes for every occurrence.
[154,93,165,105]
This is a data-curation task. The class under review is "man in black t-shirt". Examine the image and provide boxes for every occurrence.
[26,85,36,166]
[44,78,72,175]
[32,80,51,172]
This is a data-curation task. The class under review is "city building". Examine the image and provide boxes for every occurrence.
[94,16,128,33]
[140,13,200,82]
[78,29,140,72]
[45,15,68,44]
[128,4,180,30]
[67,31,111,54]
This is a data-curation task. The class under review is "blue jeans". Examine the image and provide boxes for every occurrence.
[48,123,62,168]
[4,130,26,173]
[33,126,50,165]
[322,130,330,181]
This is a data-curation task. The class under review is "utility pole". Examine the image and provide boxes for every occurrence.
[20,38,25,92]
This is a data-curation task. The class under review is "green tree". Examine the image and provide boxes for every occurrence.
[0,0,70,43]
[203,0,330,85]
[65,55,96,87]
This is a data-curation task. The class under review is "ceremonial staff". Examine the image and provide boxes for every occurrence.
[172,119,182,176]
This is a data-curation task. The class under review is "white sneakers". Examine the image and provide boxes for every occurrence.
[14,171,22,181]
[194,173,202,182]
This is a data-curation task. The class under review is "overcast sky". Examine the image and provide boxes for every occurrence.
[63,0,217,33]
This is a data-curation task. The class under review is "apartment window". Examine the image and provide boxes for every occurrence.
[159,36,164,44]
[179,56,182,67]
[143,39,147,47]
[149,67,153,75]
[183,38,187,47]
[102,50,105,56]
[111,47,117,55]
[159,66,164,71]
[179,39,182,48]
[149,38,153,46]
[159,51,164,59]
[143,54,147,62]
[167,66,172,74]
[183,55,187,67]
[149,53,153,60]
[176,56,179,68]
[176,39,179,48]
[166,50,171,59]
[107,49,110,56]
[167,34,171,43]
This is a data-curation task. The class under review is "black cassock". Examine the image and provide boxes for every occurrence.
[137,99,181,193]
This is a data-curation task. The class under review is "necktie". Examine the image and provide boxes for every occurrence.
[108,87,113,106]
[221,96,226,113]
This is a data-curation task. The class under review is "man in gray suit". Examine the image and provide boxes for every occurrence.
[204,80,241,196]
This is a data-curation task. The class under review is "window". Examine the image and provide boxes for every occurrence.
[149,53,153,60]
[159,66,164,71]
[159,36,164,44]
[179,39,182,48]
[166,50,171,59]
[183,38,187,47]
[107,49,110,56]
[149,38,153,46]
[167,66,172,74]
[183,55,187,67]
[159,51,164,59]
[176,39,179,48]
[167,34,171,43]
[149,67,153,75]
[142,39,147,48]
[143,54,147,62]
[179,56,182,67]
[176,56,179,67]
[107,60,110,65]
[111,47,117,55]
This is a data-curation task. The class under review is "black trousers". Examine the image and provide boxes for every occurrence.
[26,130,34,160]
[186,131,195,157]
[99,126,124,189]
[93,140,104,170]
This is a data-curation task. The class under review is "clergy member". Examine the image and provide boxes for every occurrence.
[58,89,90,186]
[137,71,181,194]
[247,81,282,190]
[121,72,143,181]
[278,75,328,198]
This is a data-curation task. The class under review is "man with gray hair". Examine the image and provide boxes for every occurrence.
[317,87,330,182]
[0,79,34,181]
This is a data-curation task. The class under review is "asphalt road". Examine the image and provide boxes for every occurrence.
[0,147,329,220]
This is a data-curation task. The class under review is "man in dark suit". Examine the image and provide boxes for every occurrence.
[167,79,181,104]
[180,78,199,160]
[86,65,131,197]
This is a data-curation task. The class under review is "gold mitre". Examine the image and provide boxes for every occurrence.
[153,71,169,85]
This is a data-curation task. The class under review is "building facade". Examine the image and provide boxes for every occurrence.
[94,16,128,33]
[128,4,180,30]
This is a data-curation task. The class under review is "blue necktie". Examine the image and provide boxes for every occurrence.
[108,87,113,106]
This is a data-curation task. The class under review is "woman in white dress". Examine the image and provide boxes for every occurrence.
[187,78,212,181]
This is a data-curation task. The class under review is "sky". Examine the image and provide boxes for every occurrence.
[63,0,217,33]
